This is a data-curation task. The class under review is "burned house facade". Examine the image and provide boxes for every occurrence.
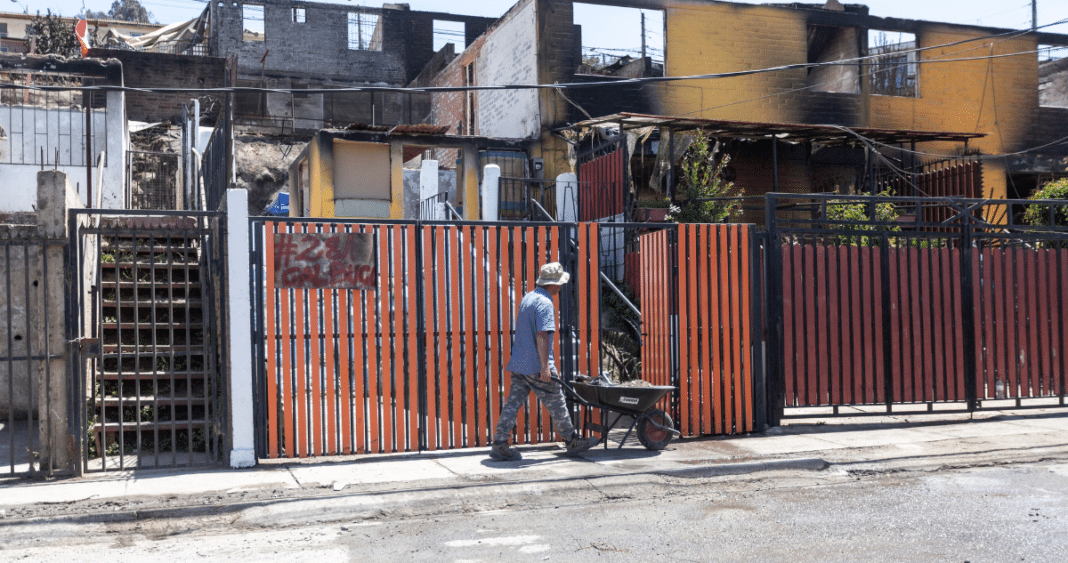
[428,0,1068,213]
[208,1,497,130]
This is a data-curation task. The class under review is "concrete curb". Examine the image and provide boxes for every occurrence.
[657,457,829,478]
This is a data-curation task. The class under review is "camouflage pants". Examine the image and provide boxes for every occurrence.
[492,372,576,444]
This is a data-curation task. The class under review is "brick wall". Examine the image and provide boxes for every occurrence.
[89,49,227,123]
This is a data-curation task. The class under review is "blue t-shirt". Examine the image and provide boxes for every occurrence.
[506,287,556,375]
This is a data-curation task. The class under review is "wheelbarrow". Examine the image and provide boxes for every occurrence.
[552,376,680,450]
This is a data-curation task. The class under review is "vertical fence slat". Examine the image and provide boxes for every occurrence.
[265,223,279,458]
[468,226,484,447]
[365,225,381,453]
[782,244,796,407]
[321,226,337,455]
[486,226,501,448]
[739,226,753,432]
[1024,249,1039,398]
[405,225,419,452]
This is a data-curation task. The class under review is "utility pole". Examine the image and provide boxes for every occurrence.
[641,11,647,61]
[1032,0,1037,31]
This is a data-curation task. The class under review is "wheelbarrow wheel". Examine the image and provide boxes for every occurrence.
[637,409,674,450]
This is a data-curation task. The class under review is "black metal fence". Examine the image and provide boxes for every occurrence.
[199,100,230,212]
[764,193,1068,422]
[127,151,180,211]
[499,178,556,220]
[1,233,65,477]
[68,210,228,472]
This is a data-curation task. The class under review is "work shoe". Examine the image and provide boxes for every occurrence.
[565,433,599,456]
[489,441,522,462]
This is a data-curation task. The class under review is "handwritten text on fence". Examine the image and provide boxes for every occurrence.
[274,233,377,290]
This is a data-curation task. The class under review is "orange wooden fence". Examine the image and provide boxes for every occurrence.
[640,224,758,437]
[258,221,600,458]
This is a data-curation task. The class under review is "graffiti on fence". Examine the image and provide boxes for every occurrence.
[274,232,377,289]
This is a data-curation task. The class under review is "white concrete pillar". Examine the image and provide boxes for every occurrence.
[556,172,578,222]
[419,159,440,220]
[226,189,256,468]
[481,164,501,222]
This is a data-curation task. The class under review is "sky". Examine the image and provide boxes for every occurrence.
[24,0,1068,62]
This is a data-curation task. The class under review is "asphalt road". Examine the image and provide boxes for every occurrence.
[3,461,1067,562]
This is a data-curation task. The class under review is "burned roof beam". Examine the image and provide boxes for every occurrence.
[0,54,124,84]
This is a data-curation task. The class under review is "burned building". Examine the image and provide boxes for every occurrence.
[208,1,497,131]
[427,0,1068,216]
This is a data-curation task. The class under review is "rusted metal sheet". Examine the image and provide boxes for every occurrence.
[273,232,376,289]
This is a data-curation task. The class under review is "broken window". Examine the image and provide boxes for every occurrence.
[574,4,664,77]
[462,63,475,135]
[868,31,917,97]
[348,12,381,51]
[292,7,305,23]
[1039,44,1068,108]
[242,3,264,42]
[433,20,466,52]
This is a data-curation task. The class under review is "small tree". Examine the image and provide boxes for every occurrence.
[668,131,743,223]
[1022,178,1068,228]
[85,0,155,23]
[27,11,79,56]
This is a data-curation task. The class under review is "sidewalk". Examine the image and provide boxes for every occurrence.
[3,406,1067,510]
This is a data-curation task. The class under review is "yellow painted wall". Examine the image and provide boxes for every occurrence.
[536,1,1047,200]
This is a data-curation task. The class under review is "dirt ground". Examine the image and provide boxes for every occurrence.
[234,134,311,216]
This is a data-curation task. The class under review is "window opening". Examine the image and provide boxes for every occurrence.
[574,4,664,77]
[0,23,8,38]
[433,20,466,52]
[292,7,305,23]
[1039,44,1068,108]
[806,25,861,93]
[867,30,917,97]
[242,3,264,42]
[348,12,381,51]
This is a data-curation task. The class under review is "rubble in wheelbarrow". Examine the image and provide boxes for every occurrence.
[575,373,653,388]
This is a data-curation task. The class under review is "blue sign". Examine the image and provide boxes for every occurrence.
[264,193,290,216]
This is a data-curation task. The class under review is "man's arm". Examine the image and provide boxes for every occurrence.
[536,331,553,382]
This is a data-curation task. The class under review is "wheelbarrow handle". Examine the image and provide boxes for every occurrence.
[549,375,594,407]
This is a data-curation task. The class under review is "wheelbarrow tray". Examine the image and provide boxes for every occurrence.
[572,382,674,415]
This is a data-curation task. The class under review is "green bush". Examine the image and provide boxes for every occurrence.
[1022,179,1068,227]
[824,190,901,247]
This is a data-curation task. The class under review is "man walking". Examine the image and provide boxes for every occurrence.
[490,262,599,461]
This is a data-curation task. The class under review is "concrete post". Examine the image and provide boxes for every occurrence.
[35,171,82,473]
[420,160,440,219]
[481,165,500,222]
[556,172,578,222]
[226,189,256,468]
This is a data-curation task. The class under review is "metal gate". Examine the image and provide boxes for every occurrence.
[1,233,65,477]
[126,151,180,211]
[765,193,1068,420]
[69,210,228,472]
[248,218,602,458]
[637,223,765,436]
